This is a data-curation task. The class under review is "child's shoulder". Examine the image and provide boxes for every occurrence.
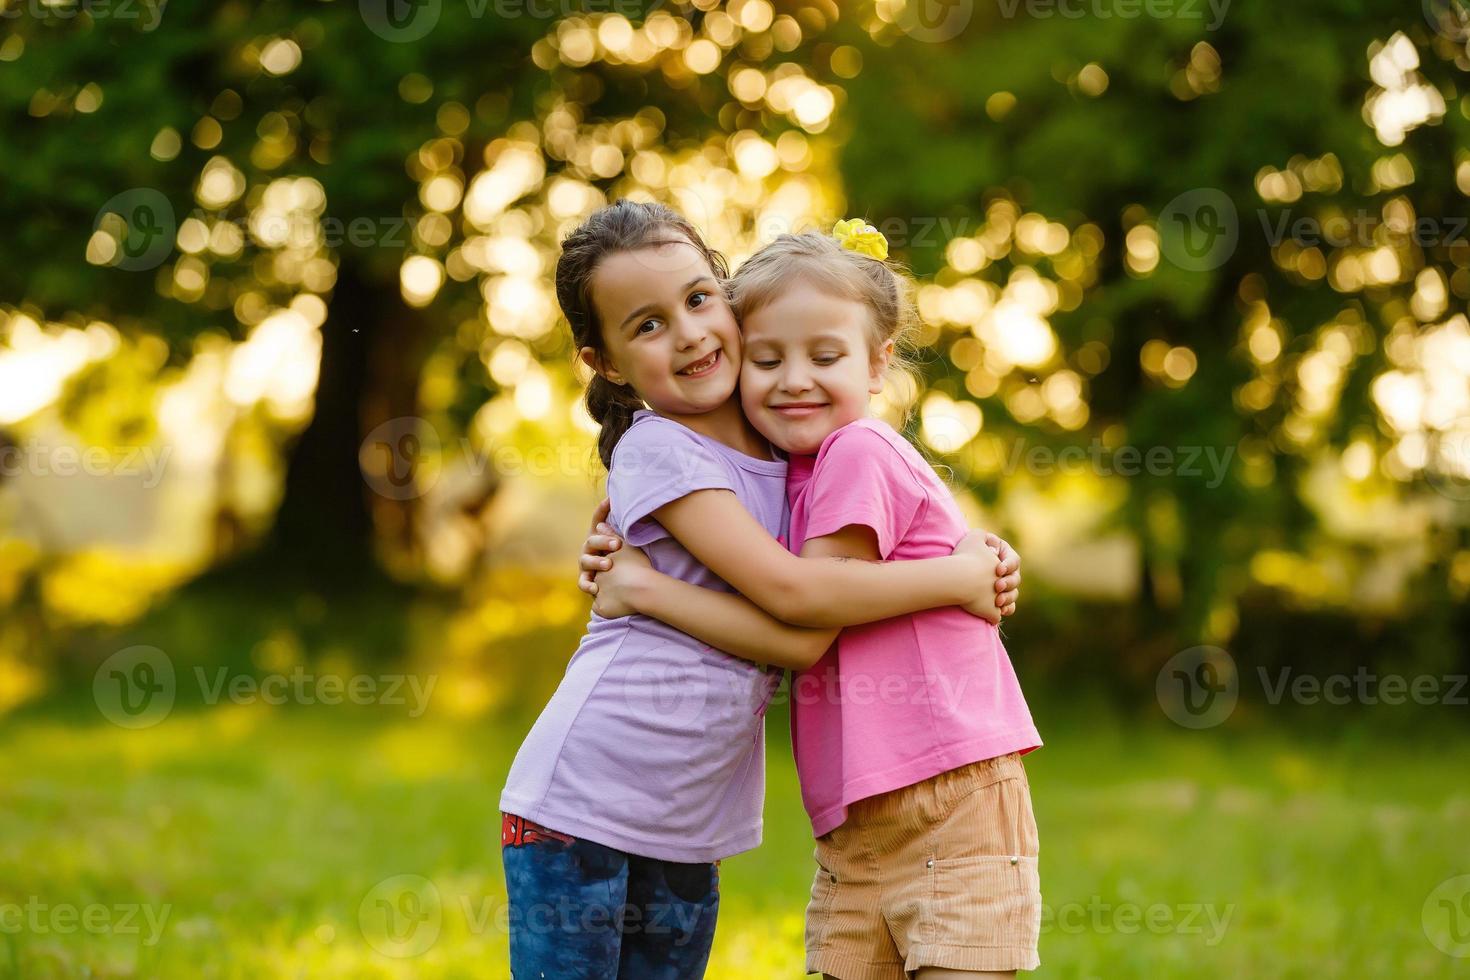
[615,410,706,451]
[610,410,719,473]
[818,417,919,466]
[814,417,944,498]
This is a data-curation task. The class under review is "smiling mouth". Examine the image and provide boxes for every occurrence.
[677,349,721,377]
[771,403,828,416]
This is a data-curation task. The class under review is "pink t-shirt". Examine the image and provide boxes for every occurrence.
[787,418,1041,838]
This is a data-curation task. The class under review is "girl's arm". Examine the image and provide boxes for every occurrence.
[649,489,999,628]
[591,544,838,671]
[578,506,1024,614]
[592,520,953,669]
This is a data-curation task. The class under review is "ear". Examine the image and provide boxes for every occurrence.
[868,338,894,395]
[579,346,625,387]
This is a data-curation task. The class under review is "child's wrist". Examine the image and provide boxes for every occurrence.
[626,567,659,614]
[949,554,984,605]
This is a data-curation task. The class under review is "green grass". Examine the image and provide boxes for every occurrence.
[1,698,1468,978]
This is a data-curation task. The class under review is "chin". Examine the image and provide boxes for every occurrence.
[765,426,824,456]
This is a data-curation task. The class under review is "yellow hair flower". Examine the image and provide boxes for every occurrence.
[832,218,889,261]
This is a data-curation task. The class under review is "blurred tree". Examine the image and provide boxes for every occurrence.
[838,2,1470,650]
[3,2,539,584]
[0,0,777,587]
[1,1,866,589]
[1,0,1465,667]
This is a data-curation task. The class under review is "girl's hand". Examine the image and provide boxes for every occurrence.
[985,532,1021,617]
[590,543,654,619]
[950,530,1004,624]
[577,498,620,597]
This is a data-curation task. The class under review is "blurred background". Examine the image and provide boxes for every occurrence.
[2,0,1469,975]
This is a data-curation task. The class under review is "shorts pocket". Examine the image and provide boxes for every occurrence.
[942,766,1040,863]
[569,837,627,883]
[805,855,839,951]
[928,853,1041,953]
[944,752,1022,811]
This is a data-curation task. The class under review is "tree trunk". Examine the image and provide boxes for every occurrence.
[265,257,378,580]
[242,253,435,589]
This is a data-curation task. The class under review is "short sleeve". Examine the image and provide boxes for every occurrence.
[801,425,925,559]
[608,417,736,547]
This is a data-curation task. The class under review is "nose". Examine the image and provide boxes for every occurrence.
[779,360,813,394]
[672,310,708,349]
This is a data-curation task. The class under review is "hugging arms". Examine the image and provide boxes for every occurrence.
[572,495,1022,670]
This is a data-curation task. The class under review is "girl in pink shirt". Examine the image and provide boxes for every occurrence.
[590,223,1043,978]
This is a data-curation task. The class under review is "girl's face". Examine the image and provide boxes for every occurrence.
[739,281,892,456]
[581,241,741,417]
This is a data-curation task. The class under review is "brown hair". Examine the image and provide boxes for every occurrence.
[727,230,920,413]
[555,200,729,467]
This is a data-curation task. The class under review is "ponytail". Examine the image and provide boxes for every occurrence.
[586,374,643,469]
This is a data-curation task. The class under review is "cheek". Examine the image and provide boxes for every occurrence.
[720,316,744,357]
[626,341,673,387]
[824,365,874,405]
[739,365,769,405]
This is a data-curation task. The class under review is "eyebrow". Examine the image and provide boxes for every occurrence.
[618,276,716,332]
[745,332,852,351]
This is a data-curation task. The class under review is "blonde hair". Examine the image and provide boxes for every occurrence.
[728,231,921,416]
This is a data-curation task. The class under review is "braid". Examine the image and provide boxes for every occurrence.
[586,375,643,468]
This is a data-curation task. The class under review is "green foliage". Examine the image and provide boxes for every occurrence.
[840,3,1469,642]
[2,1,1466,661]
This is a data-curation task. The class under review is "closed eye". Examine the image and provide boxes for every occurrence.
[751,359,780,369]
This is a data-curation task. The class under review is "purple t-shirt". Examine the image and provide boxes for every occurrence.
[500,410,788,863]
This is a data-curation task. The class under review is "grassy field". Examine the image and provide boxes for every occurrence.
[1,694,1468,978]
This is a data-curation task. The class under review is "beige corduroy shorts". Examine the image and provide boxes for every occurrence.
[805,753,1042,979]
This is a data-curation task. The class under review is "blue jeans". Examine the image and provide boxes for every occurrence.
[501,820,720,979]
